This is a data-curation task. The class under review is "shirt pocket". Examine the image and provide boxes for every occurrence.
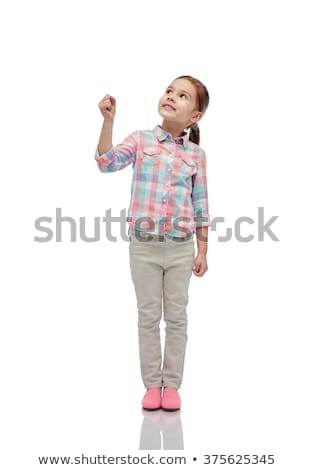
[180,155,197,176]
[142,146,161,171]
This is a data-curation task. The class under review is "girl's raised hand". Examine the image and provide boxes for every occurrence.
[99,94,116,121]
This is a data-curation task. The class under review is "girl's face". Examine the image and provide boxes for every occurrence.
[158,78,202,129]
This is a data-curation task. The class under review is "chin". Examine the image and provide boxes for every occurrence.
[159,109,176,121]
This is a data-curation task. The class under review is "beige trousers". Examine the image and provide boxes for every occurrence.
[128,226,195,389]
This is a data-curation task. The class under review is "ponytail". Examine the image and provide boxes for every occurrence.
[189,123,200,145]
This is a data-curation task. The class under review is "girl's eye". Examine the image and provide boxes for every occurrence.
[166,89,172,94]
[180,94,187,99]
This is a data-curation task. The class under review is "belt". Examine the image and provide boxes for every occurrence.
[129,227,193,242]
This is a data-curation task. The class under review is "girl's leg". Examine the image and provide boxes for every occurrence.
[129,235,164,389]
[162,238,195,389]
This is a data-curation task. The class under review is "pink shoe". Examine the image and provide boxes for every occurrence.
[142,387,162,410]
[161,387,181,411]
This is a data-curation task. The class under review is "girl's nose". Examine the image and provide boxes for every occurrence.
[167,95,175,102]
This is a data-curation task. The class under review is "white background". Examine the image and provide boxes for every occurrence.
[1,0,314,468]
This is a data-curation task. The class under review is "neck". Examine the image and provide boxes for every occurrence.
[160,121,187,139]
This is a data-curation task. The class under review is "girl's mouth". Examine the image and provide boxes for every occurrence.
[163,104,176,111]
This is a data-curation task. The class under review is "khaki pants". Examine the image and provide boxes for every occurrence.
[128,226,195,389]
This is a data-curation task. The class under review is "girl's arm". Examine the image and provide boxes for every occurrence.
[192,148,210,239]
[98,119,114,155]
[192,148,209,276]
[196,226,208,254]
[95,94,138,173]
[193,226,208,277]
[97,94,115,154]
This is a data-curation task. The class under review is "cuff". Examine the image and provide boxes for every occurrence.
[95,147,116,169]
[194,215,210,228]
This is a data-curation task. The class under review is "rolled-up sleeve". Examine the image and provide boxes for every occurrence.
[95,130,139,172]
[192,148,210,228]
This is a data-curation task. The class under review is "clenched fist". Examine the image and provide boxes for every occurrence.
[99,94,116,121]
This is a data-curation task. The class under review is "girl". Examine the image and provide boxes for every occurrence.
[95,76,210,411]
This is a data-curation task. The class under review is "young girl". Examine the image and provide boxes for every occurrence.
[95,76,210,411]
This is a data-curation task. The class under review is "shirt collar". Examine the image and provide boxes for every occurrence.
[152,125,190,147]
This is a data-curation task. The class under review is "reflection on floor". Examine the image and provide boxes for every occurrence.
[139,409,184,450]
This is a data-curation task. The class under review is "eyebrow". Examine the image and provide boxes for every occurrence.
[167,86,192,98]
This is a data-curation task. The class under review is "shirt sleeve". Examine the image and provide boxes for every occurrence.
[192,148,210,228]
[95,130,139,172]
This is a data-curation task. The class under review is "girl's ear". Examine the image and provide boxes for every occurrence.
[191,111,203,124]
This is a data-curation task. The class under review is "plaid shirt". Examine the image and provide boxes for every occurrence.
[95,125,210,237]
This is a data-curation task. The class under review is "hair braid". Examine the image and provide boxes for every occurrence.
[188,124,200,145]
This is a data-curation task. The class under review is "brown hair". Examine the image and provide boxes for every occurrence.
[175,75,210,145]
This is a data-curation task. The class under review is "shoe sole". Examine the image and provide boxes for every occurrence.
[142,406,161,411]
[161,407,180,412]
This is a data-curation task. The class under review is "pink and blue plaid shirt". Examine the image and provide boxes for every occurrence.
[95,125,210,237]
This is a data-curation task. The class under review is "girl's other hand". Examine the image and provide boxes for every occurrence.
[99,94,116,121]
[192,253,208,277]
